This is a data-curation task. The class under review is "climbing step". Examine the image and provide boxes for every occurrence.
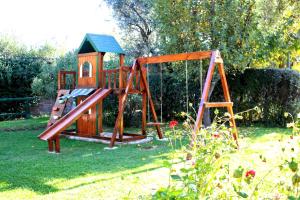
[204,102,233,108]
[47,89,70,128]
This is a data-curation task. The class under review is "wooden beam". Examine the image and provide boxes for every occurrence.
[119,54,125,140]
[142,91,147,135]
[217,62,238,144]
[138,51,212,65]
[204,102,233,108]
[192,51,218,142]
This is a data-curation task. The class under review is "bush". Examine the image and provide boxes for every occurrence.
[212,68,300,126]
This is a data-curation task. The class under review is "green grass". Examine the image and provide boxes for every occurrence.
[0,118,294,199]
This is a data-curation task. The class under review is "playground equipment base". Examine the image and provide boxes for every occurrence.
[61,132,153,145]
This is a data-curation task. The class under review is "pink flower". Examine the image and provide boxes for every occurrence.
[245,170,256,178]
[169,120,178,128]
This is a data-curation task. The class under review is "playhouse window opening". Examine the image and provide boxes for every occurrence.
[80,61,92,77]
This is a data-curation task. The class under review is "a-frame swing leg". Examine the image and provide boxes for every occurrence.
[192,51,218,143]
[142,91,147,135]
[110,61,163,147]
[110,61,139,147]
[192,50,238,146]
[217,62,238,142]
[139,66,163,139]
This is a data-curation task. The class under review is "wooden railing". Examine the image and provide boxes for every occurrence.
[102,69,119,89]
[58,71,76,90]
[102,66,145,92]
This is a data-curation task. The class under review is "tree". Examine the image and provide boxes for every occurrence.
[104,0,156,57]
[0,35,55,97]
[31,51,77,98]
[254,0,300,67]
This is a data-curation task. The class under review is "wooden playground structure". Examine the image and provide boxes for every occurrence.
[38,33,238,153]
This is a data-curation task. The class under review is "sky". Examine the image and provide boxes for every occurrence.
[0,0,120,52]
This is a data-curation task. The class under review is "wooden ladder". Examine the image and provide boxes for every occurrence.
[47,89,70,128]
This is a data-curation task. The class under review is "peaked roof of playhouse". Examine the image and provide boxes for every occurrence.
[78,33,125,54]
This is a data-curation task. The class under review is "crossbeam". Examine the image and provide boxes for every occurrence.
[137,51,212,65]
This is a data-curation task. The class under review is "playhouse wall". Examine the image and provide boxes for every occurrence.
[77,52,98,88]
[77,53,99,137]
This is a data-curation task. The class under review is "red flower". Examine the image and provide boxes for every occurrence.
[169,120,178,128]
[212,133,220,138]
[245,170,256,178]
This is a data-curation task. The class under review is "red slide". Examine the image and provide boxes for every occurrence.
[39,88,112,141]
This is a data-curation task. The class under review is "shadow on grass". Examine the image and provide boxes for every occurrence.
[0,128,174,195]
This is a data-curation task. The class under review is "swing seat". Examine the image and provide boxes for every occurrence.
[146,122,164,126]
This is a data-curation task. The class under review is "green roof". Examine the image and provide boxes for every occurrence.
[78,33,125,54]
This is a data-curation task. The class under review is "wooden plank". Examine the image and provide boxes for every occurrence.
[204,102,233,108]
[217,62,238,145]
[78,52,99,57]
[54,136,60,153]
[118,54,125,141]
[142,92,147,135]
[48,139,54,152]
[138,51,212,65]
[192,51,218,143]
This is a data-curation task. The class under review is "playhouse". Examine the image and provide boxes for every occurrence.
[39,33,238,153]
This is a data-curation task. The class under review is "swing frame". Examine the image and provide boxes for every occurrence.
[110,50,238,147]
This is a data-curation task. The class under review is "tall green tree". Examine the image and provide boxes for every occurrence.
[104,0,156,57]
[0,35,55,97]
[31,50,77,98]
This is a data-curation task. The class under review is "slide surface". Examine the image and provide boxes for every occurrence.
[39,88,112,141]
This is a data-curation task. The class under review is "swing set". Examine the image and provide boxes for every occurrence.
[38,34,238,152]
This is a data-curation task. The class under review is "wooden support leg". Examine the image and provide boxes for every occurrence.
[48,139,54,152]
[54,136,60,153]
[98,101,103,133]
[139,66,163,139]
[118,95,124,141]
[142,92,147,135]
[227,106,239,145]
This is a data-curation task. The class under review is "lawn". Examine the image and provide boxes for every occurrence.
[0,117,294,199]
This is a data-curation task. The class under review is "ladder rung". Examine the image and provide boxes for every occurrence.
[204,102,233,108]
[146,122,164,126]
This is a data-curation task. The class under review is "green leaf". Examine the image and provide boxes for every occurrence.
[170,174,181,180]
[237,191,248,198]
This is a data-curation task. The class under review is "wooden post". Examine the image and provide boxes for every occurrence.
[192,51,217,142]
[118,54,125,140]
[58,71,62,90]
[98,53,104,133]
[142,91,147,135]
[48,139,54,152]
[54,136,60,153]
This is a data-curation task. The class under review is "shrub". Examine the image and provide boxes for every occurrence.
[212,68,300,126]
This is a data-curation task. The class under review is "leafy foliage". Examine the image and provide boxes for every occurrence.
[212,68,300,126]
[0,36,55,97]
[31,51,77,98]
